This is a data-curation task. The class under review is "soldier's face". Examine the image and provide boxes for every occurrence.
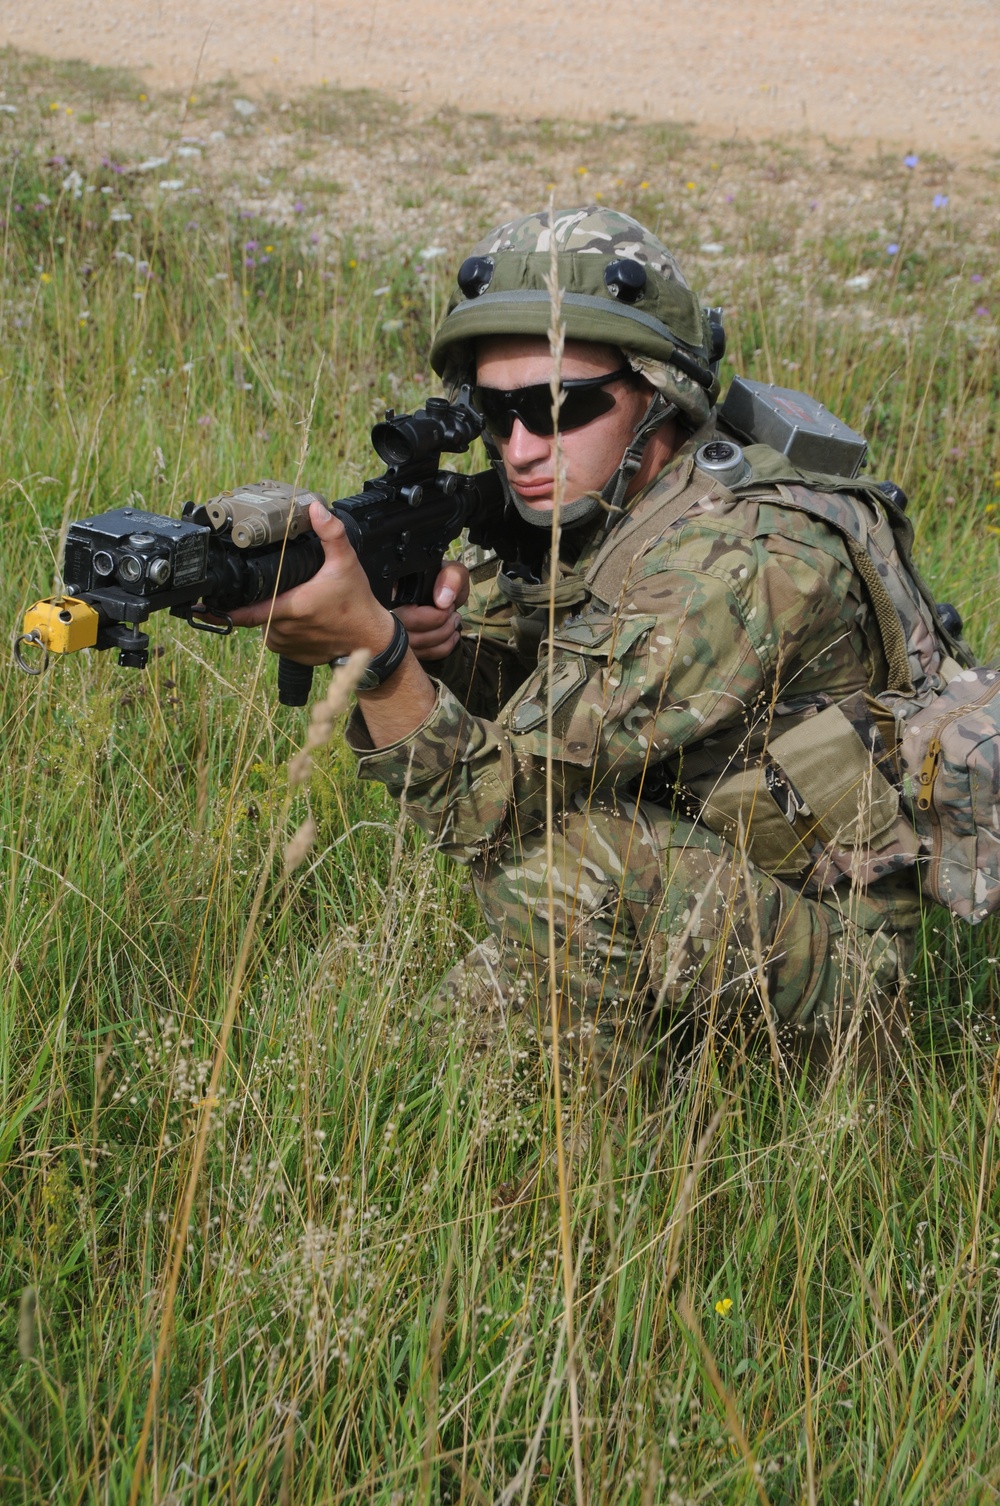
[475,336,654,509]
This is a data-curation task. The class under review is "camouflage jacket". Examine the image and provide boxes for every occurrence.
[347,419,923,893]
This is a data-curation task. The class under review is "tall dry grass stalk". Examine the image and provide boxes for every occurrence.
[541,202,585,1506]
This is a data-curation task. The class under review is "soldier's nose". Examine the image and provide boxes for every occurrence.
[505,417,552,467]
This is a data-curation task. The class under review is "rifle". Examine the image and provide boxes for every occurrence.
[14,396,518,706]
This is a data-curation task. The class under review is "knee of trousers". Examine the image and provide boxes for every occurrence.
[468,804,783,1015]
[469,802,909,1029]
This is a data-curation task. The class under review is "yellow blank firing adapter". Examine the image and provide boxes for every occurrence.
[14,596,100,673]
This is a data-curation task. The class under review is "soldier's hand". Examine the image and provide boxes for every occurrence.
[227,500,394,664]
[395,562,470,662]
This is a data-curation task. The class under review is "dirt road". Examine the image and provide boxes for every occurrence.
[4,0,999,157]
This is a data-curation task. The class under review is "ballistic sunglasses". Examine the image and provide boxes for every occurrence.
[472,363,634,439]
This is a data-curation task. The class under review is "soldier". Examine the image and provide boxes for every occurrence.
[231,206,929,1079]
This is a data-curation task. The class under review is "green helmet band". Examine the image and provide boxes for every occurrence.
[441,290,712,379]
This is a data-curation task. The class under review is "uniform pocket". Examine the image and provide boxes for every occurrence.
[556,613,657,766]
[500,612,657,768]
[504,654,588,735]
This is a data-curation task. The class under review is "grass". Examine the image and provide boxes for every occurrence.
[2,52,1000,1505]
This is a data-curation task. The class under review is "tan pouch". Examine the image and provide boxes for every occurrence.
[700,765,813,875]
[697,702,900,877]
[768,702,899,849]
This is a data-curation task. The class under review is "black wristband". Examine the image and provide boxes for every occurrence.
[334,613,409,691]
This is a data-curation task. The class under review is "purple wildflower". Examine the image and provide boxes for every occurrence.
[932,193,948,209]
[293,201,305,213]
[904,153,919,168]
[244,239,258,250]
[975,306,990,316]
[244,256,256,268]
[185,220,199,231]
[887,243,899,256]
[971,273,984,283]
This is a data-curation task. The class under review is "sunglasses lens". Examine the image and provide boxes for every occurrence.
[474,379,621,439]
[474,383,550,438]
[558,387,618,432]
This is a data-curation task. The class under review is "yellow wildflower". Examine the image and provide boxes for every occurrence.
[715,1297,734,1316]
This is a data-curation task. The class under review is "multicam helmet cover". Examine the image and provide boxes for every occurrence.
[430,205,719,425]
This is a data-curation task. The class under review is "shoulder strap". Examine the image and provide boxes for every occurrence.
[582,428,969,692]
[842,537,914,694]
[584,454,722,606]
[735,441,973,669]
[583,419,727,605]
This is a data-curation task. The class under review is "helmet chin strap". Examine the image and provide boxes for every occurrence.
[597,390,675,523]
[486,391,676,532]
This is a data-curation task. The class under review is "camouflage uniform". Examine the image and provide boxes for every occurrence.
[347,209,923,1079]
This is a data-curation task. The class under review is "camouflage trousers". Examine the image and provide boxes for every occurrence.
[438,795,921,1084]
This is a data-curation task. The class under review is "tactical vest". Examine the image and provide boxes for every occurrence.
[505,424,997,921]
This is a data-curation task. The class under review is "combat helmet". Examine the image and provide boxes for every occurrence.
[430,205,724,526]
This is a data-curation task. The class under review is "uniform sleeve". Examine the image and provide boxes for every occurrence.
[348,517,865,864]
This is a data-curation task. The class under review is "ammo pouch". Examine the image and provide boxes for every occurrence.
[692,700,914,886]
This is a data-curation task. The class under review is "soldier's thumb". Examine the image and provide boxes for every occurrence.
[310,499,353,564]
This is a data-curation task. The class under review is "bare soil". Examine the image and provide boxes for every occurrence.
[2,40,998,306]
[3,0,1000,160]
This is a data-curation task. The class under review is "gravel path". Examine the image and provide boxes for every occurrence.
[5,0,999,158]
